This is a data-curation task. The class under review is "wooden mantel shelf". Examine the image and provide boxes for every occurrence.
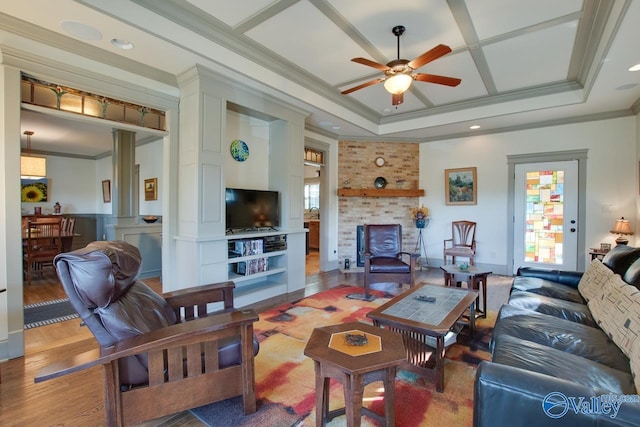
[338,188,425,197]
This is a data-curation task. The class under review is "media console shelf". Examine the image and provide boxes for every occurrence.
[226,234,288,300]
[337,188,424,197]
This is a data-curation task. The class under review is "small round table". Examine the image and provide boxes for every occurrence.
[304,322,405,427]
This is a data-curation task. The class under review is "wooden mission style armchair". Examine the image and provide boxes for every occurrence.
[363,224,418,300]
[443,220,477,265]
[36,241,259,426]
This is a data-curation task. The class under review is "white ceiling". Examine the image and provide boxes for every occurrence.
[2,0,640,157]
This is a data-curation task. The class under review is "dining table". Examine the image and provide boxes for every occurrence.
[22,229,81,252]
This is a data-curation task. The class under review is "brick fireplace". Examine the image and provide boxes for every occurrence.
[338,140,423,269]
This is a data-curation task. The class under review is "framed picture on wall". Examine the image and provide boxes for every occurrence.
[21,178,48,202]
[445,167,477,205]
[144,178,158,201]
[102,180,111,203]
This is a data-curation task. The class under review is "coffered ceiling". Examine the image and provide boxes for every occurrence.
[2,0,640,157]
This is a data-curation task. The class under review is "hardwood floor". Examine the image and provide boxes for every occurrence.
[305,249,320,275]
[3,264,512,426]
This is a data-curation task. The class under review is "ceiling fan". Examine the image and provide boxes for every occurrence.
[342,25,461,106]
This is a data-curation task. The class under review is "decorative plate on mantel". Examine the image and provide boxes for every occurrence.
[230,139,249,162]
[374,177,388,189]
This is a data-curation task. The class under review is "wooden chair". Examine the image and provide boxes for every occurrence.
[363,224,418,300]
[36,241,259,426]
[23,216,63,285]
[443,220,477,265]
[60,217,76,252]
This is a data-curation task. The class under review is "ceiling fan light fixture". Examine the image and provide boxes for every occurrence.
[384,74,412,95]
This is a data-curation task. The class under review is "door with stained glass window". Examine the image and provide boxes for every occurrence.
[514,161,578,272]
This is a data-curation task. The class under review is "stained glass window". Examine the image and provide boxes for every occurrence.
[524,170,564,264]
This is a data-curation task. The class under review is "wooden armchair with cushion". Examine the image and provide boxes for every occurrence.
[35,240,259,426]
[363,224,418,300]
[443,220,477,266]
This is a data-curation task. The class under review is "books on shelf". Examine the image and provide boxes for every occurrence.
[236,257,269,276]
[231,239,264,257]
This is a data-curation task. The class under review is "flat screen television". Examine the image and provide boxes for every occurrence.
[225,188,280,230]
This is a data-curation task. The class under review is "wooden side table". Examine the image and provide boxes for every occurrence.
[589,248,609,261]
[304,322,405,427]
[440,265,491,318]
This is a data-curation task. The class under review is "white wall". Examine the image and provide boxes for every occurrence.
[21,155,96,214]
[95,139,163,216]
[138,139,163,216]
[96,155,112,215]
[419,116,637,271]
[225,110,270,189]
[18,139,164,216]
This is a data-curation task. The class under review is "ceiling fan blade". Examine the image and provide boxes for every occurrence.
[414,73,461,87]
[341,78,384,95]
[351,57,390,71]
[407,44,452,70]
[392,93,404,106]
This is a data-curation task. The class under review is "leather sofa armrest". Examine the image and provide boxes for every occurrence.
[516,267,583,288]
[475,361,640,427]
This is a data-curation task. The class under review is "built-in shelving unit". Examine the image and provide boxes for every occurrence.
[337,188,425,197]
[226,233,289,302]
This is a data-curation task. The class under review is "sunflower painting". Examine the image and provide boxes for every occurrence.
[21,178,48,202]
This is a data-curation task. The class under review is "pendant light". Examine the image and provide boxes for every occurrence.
[21,131,47,179]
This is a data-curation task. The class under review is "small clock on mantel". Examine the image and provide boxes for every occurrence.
[374,156,386,167]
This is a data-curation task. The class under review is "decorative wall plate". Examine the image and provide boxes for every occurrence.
[230,139,249,162]
[375,156,386,167]
[374,176,388,189]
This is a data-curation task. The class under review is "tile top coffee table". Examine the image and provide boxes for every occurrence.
[304,321,406,427]
[440,264,492,318]
[366,284,478,392]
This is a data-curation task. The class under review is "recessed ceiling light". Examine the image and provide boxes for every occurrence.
[332,126,341,130]
[111,38,134,50]
[60,20,102,41]
[629,63,640,72]
[469,125,481,130]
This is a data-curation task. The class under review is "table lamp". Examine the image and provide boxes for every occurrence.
[610,217,633,245]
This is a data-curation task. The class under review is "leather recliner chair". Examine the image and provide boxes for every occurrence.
[36,240,259,426]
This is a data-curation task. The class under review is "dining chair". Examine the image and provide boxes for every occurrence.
[61,217,76,252]
[23,216,63,285]
[443,220,477,265]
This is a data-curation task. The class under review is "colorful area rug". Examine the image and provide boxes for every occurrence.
[24,298,79,329]
[191,285,495,426]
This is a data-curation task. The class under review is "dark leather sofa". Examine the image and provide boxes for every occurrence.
[474,245,640,426]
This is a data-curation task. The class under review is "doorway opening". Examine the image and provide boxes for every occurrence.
[507,150,588,274]
[304,147,325,275]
